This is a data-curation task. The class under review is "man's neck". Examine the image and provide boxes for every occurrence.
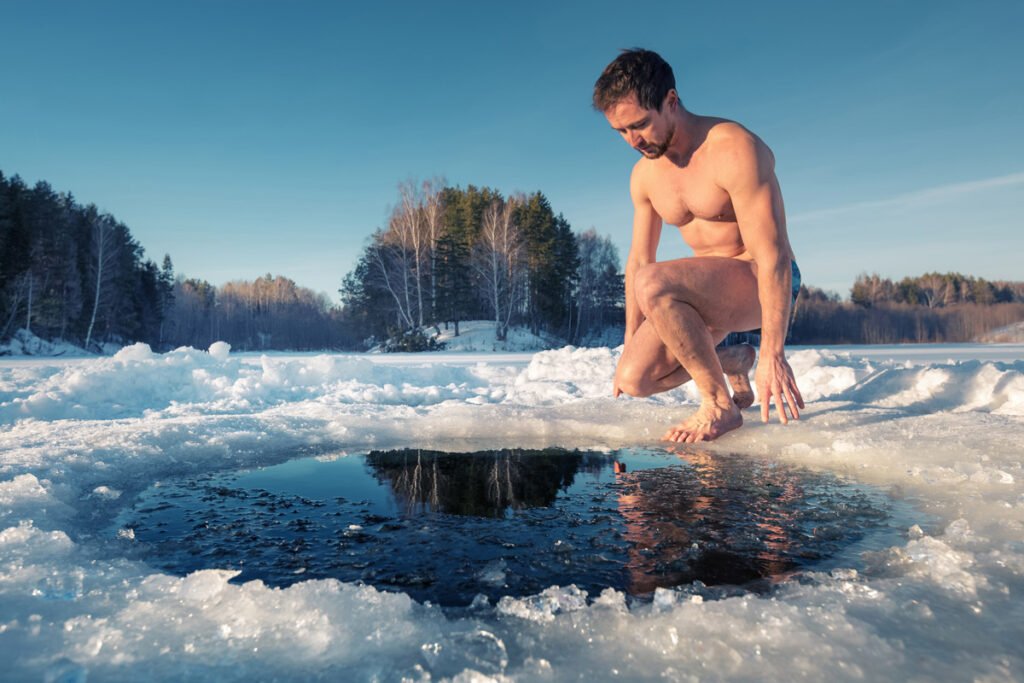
[664,109,701,167]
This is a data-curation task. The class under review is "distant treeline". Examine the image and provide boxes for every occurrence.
[166,273,348,350]
[849,272,1024,308]
[339,181,624,347]
[1,171,624,352]
[0,171,172,349]
[0,171,351,351]
[790,273,1024,344]
[4,169,1022,352]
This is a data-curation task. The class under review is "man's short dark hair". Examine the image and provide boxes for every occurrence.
[593,48,676,112]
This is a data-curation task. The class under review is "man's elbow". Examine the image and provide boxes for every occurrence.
[753,248,787,272]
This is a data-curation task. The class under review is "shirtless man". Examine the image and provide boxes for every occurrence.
[594,49,804,442]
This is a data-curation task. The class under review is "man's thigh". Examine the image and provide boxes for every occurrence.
[617,318,731,384]
[642,256,761,333]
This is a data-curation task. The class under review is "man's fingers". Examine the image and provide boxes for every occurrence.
[784,384,800,420]
[757,361,805,425]
[786,367,805,409]
[774,390,788,425]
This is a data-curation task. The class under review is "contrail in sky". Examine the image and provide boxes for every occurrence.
[789,171,1024,224]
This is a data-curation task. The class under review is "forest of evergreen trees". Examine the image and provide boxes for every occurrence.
[0,171,173,349]
[0,171,351,351]
[338,181,624,348]
[3,169,1022,353]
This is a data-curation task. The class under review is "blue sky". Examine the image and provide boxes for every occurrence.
[2,0,1022,300]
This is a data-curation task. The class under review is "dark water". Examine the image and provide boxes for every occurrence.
[124,447,916,606]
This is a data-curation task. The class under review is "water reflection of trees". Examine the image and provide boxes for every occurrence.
[364,448,609,517]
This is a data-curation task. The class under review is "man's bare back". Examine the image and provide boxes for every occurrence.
[594,49,803,442]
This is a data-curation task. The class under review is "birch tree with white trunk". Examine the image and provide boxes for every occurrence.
[473,199,525,341]
[84,214,121,350]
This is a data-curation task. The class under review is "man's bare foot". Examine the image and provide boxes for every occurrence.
[662,401,743,443]
[718,343,756,409]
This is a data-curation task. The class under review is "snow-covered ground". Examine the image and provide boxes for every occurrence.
[0,329,95,358]
[432,320,560,352]
[978,321,1024,344]
[1,342,1023,681]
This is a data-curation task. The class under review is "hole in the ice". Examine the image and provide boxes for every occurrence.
[122,448,919,607]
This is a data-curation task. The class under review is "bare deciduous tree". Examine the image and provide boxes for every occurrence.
[84,214,121,349]
[421,177,446,327]
[574,229,622,342]
[473,199,525,341]
[366,179,448,333]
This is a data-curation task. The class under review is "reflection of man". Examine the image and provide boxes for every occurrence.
[614,449,799,594]
[594,49,804,442]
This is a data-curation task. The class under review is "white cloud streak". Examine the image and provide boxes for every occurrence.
[789,171,1024,224]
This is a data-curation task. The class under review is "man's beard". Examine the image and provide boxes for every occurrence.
[638,123,675,159]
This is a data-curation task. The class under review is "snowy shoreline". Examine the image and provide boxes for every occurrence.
[2,343,1023,681]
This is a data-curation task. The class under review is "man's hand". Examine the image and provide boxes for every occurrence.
[755,351,804,424]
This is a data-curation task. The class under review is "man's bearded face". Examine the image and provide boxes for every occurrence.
[604,94,675,159]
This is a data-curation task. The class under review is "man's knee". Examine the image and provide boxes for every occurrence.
[634,264,673,317]
[615,365,654,398]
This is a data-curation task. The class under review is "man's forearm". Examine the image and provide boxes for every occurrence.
[757,258,792,355]
[624,259,644,342]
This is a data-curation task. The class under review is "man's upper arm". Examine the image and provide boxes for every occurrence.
[629,163,662,264]
[716,127,786,264]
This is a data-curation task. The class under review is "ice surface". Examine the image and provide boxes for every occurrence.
[1,342,1023,680]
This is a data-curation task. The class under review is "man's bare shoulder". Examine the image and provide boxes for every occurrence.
[629,158,653,204]
[703,119,774,168]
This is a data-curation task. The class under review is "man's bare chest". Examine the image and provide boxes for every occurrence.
[646,168,735,228]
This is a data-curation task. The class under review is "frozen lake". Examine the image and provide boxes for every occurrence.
[1,342,1023,681]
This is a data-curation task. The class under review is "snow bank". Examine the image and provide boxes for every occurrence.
[0,329,91,358]
[977,321,1024,343]
[1,343,1024,680]
[433,320,558,352]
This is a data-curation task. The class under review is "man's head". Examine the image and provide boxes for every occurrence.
[593,48,676,113]
[594,49,680,159]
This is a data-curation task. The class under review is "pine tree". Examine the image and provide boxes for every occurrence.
[434,231,473,336]
[0,175,31,339]
[158,255,175,348]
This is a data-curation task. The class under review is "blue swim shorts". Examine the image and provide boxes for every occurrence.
[733,260,800,338]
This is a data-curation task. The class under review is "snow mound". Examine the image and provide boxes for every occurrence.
[0,345,492,422]
[835,359,1024,415]
[2,343,1022,425]
[208,341,231,362]
[788,349,878,401]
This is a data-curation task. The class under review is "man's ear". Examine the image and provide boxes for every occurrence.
[664,89,679,111]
